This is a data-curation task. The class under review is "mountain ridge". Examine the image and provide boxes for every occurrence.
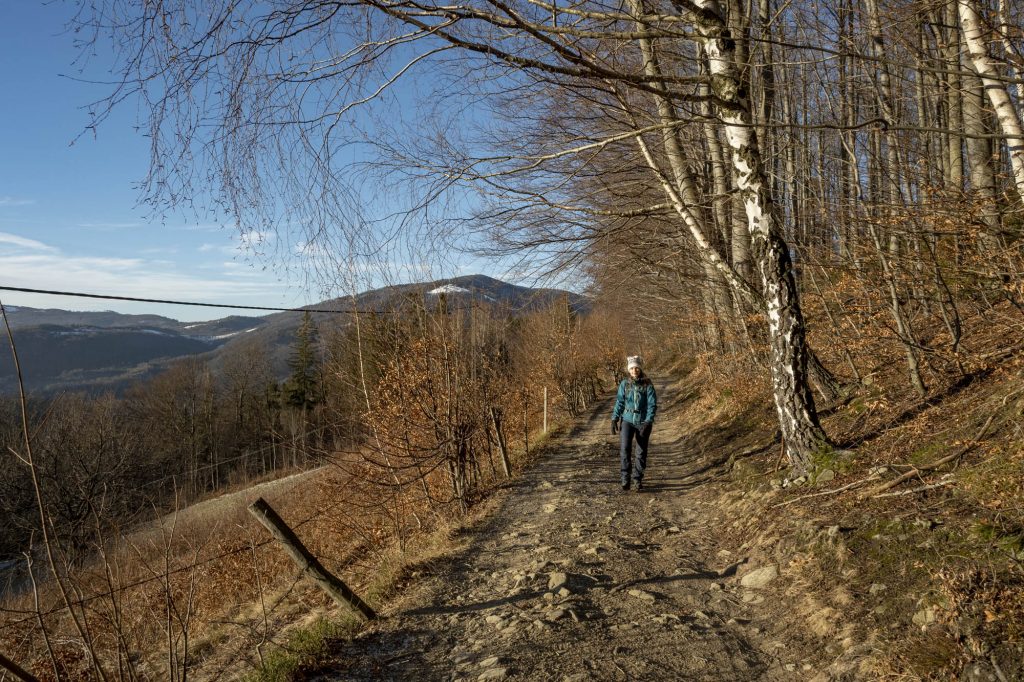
[0,275,587,395]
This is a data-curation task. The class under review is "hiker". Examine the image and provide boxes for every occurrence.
[611,355,657,491]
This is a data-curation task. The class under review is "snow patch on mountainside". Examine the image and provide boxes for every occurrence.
[210,327,260,340]
[428,284,472,295]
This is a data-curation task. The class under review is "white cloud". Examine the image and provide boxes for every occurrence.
[0,252,303,321]
[0,232,56,252]
[199,231,276,256]
[0,197,34,207]
[177,223,227,232]
[76,222,143,230]
[237,230,274,249]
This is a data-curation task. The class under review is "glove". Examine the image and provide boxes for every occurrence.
[611,418,620,435]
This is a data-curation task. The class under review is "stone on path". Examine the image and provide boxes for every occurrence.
[547,571,568,591]
[628,588,656,602]
[478,668,509,681]
[740,565,779,589]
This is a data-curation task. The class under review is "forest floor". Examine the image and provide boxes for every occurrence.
[311,382,834,681]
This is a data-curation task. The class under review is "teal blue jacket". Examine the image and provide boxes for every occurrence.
[612,376,657,427]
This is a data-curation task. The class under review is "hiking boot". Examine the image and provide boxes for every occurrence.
[632,480,643,492]
[621,481,630,491]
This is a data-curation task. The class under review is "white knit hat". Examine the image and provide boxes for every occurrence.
[627,355,642,370]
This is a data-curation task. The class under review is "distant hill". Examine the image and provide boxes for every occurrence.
[334,274,589,314]
[0,275,587,395]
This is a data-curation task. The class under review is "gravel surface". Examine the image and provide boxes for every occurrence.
[317,385,814,681]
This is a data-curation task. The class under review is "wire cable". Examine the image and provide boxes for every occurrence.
[0,285,519,315]
[0,285,369,314]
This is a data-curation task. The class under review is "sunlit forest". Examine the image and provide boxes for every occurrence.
[2,0,1024,678]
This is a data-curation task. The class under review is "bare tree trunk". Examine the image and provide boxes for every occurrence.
[998,0,1024,103]
[781,74,801,253]
[699,61,742,349]
[625,1,759,324]
[945,1,965,191]
[489,407,513,478]
[694,0,831,471]
[962,38,1002,249]
[960,0,1024,202]
[916,19,938,190]
[701,74,733,247]
[865,0,928,396]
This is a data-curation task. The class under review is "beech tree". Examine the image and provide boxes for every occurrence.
[76,0,842,469]
[70,0,1024,472]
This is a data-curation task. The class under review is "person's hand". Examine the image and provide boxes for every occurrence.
[640,421,652,435]
[611,418,620,435]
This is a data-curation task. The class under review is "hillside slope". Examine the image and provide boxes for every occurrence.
[302,362,1023,681]
[311,384,839,680]
[5,357,1019,680]
[0,275,586,394]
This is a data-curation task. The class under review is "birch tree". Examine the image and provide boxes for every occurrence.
[959,0,1024,203]
[688,0,830,466]
[76,0,837,469]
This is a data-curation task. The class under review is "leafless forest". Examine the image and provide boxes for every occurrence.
[0,297,625,678]
[3,0,1024,678]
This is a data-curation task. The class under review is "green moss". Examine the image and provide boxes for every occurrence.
[971,521,1024,560]
[908,440,946,467]
[246,616,362,682]
[808,445,853,483]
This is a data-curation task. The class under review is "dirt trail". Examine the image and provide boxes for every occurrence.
[319,385,812,681]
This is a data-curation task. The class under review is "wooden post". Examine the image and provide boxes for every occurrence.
[248,498,376,621]
[543,387,548,433]
[490,407,512,478]
[0,651,38,682]
[523,391,529,459]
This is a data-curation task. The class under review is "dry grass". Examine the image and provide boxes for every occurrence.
[0,418,556,682]
[678,298,1024,680]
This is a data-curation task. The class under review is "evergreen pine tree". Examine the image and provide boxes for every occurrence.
[285,311,321,410]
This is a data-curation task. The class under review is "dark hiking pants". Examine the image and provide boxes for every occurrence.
[620,420,652,485]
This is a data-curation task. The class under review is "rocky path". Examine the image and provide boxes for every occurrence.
[320,387,811,681]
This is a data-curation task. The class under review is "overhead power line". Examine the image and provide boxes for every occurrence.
[0,285,491,315]
[0,285,358,314]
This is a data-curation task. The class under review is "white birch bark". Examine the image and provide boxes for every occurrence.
[997,0,1024,105]
[625,0,757,313]
[691,0,830,470]
[959,0,1024,203]
[963,65,1001,239]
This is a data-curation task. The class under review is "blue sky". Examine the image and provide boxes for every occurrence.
[0,3,320,321]
[0,3,578,324]
[0,2,505,322]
